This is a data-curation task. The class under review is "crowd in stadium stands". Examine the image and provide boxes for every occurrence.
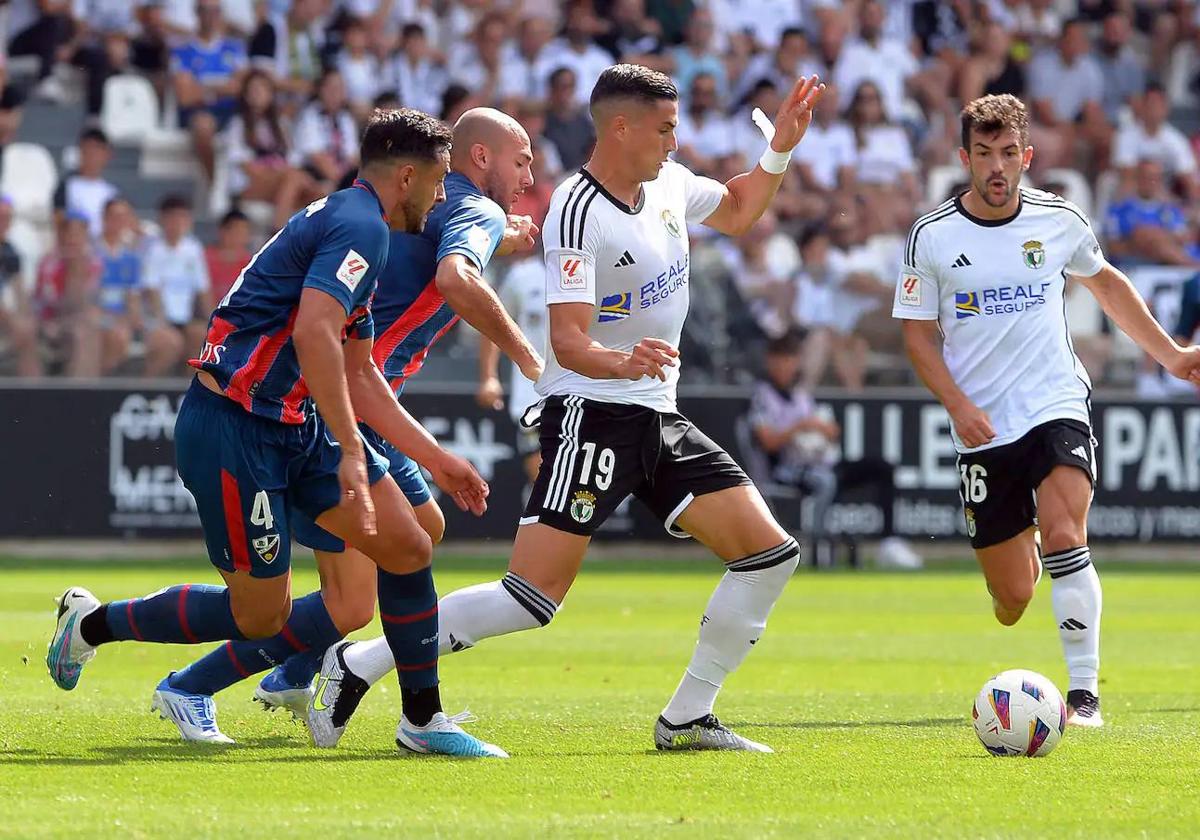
[0,0,1198,396]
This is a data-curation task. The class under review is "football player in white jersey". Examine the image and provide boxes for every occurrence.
[308,65,826,752]
[894,95,1200,728]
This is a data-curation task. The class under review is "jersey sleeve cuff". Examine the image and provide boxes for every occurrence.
[303,276,355,315]
[892,308,939,320]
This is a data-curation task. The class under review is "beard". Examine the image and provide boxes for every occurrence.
[976,172,1021,207]
[482,171,512,210]
[401,194,432,234]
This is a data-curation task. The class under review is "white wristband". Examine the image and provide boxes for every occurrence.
[758,146,792,175]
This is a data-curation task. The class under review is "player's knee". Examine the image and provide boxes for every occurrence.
[235,602,290,639]
[416,503,445,545]
[991,580,1034,624]
[1039,522,1086,554]
[326,595,374,633]
[374,527,433,573]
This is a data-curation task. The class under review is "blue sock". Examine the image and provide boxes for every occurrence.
[377,566,439,691]
[103,584,245,644]
[279,649,325,687]
[169,591,342,695]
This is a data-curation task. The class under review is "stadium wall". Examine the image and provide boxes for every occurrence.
[0,381,1197,543]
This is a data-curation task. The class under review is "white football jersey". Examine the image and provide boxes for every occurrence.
[892,187,1107,453]
[539,160,725,412]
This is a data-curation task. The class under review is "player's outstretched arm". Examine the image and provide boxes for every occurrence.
[436,253,543,382]
[294,287,376,534]
[701,75,826,237]
[549,302,678,382]
[1077,263,1200,383]
[901,319,996,449]
[344,337,489,515]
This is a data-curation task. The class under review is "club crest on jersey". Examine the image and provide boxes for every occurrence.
[964,507,976,538]
[559,255,586,290]
[336,249,369,291]
[900,274,921,307]
[1022,239,1045,269]
[252,534,281,564]
[598,292,631,323]
[660,208,681,238]
[570,490,596,524]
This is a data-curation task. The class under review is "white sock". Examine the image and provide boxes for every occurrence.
[661,539,800,725]
[343,572,557,686]
[1043,546,1102,694]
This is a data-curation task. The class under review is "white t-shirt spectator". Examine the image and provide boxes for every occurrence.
[143,236,210,326]
[536,40,614,104]
[1113,122,1198,177]
[498,42,552,101]
[708,0,802,51]
[833,37,918,122]
[1028,49,1104,122]
[162,0,198,34]
[794,121,856,191]
[675,110,734,162]
[71,0,139,34]
[337,52,381,108]
[390,56,447,118]
[736,53,825,105]
[293,105,358,168]
[53,175,120,238]
[793,268,839,330]
[851,125,915,185]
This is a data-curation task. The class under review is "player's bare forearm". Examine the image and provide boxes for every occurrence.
[344,345,444,469]
[550,321,630,379]
[702,168,785,237]
[1078,263,1184,368]
[479,337,500,380]
[901,319,973,412]
[437,255,542,377]
[293,289,362,457]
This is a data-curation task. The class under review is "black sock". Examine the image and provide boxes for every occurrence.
[402,685,442,727]
[79,604,114,646]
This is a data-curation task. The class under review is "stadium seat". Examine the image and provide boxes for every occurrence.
[1042,168,1094,217]
[0,143,58,223]
[6,217,50,291]
[101,75,160,144]
[923,165,964,210]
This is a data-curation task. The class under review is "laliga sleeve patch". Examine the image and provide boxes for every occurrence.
[336,249,369,292]
[466,224,493,257]
[559,254,586,291]
[899,274,922,307]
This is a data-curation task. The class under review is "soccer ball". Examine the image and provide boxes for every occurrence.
[972,669,1067,757]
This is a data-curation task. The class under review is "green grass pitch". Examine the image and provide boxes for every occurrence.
[1,554,1198,838]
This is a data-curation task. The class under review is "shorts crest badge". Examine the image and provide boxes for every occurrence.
[661,208,681,238]
[252,534,281,563]
[964,507,976,539]
[570,490,596,524]
[1021,240,1045,269]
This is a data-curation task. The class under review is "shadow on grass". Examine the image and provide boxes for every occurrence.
[0,737,401,767]
[727,717,960,730]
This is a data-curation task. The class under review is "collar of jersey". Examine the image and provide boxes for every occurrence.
[445,171,480,197]
[953,190,1023,228]
[352,178,388,222]
[579,168,645,215]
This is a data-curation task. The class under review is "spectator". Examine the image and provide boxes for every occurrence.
[597,0,664,66]
[1011,0,1063,51]
[793,81,856,208]
[32,213,102,377]
[439,82,482,124]
[833,1,920,123]
[1027,18,1110,173]
[646,0,698,46]
[958,21,1025,105]
[544,67,595,172]
[674,72,732,175]
[223,69,321,228]
[498,15,556,103]
[130,1,171,87]
[846,81,918,237]
[729,79,781,168]
[748,330,920,569]
[448,12,509,103]
[248,0,326,98]
[791,226,841,388]
[736,27,822,106]
[0,196,39,377]
[390,23,448,117]
[52,128,119,238]
[66,3,140,116]
[538,1,614,105]
[171,0,248,182]
[665,7,726,103]
[1105,158,1200,269]
[7,0,73,82]
[724,210,796,340]
[1174,271,1200,348]
[205,208,252,306]
[141,196,211,371]
[293,69,360,192]
[1113,84,1199,201]
[1094,11,1146,123]
[336,17,381,122]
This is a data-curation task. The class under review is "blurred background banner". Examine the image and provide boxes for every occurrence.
[2,381,1195,543]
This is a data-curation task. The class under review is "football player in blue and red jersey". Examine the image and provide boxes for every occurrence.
[47,109,508,757]
[155,108,545,749]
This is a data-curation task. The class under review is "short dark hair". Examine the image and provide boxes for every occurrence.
[589,63,677,117]
[160,194,191,214]
[103,195,129,213]
[401,22,425,40]
[766,329,805,357]
[798,225,829,251]
[780,26,805,42]
[80,127,109,146]
[220,208,250,226]
[359,107,452,168]
[960,94,1029,150]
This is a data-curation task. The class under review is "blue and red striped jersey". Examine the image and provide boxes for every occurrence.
[189,180,389,423]
[371,172,506,392]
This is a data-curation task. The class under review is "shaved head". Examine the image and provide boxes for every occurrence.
[450,107,535,211]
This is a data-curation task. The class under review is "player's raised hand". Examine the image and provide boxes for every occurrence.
[338,450,377,535]
[616,338,679,382]
[765,75,826,153]
[496,215,539,256]
[430,450,490,516]
[949,400,996,449]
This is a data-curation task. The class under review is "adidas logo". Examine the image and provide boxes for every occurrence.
[1060,618,1088,631]
[1070,445,1088,460]
[614,250,636,268]
[951,253,972,268]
